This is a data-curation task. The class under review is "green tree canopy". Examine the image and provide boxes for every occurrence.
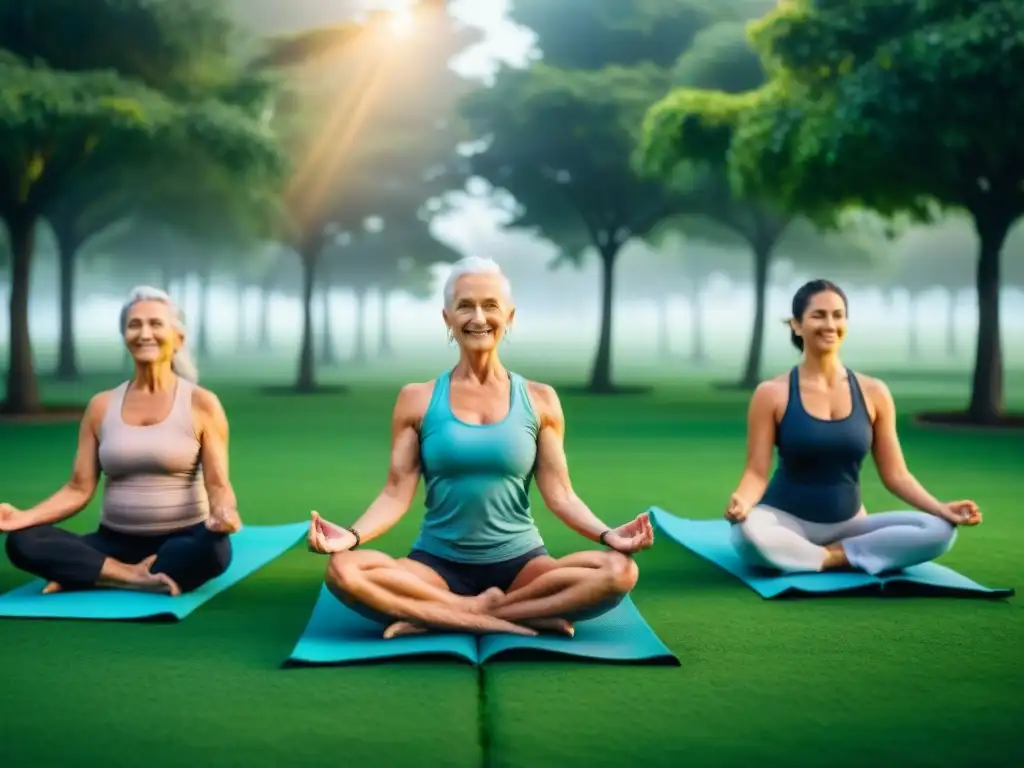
[640,19,795,386]
[0,1,285,414]
[507,0,776,69]
[717,0,1024,423]
[671,19,765,92]
[462,62,684,391]
[255,2,480,390]
[507,0,711,68]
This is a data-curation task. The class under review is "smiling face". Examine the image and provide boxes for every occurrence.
[442,273,514,352]
[791,289,847,354]
[123,300,182,365]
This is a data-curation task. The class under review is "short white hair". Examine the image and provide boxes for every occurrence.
[442,256,512,305]
[119,285,199,383]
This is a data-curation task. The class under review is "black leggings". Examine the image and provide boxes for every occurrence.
[4,522,232,593]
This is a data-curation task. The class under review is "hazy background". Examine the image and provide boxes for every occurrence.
[2,0,1022,404]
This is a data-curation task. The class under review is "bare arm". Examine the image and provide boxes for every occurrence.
[730,382,778,506]
[19,394,107,529]
[194,388,238,518]
[869,379,945,515]
[346,384,425,543]
[532,383,613,542]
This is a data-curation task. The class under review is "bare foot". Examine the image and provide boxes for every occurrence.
[520,618,574,637]
[42,581,63,595]
[383,621,428,639]
[463,587,505,614]
[129,570,181,596]
[383,604,538,637]
[99,556,182,596]
[382,598,544,640]
[822,543,851,571]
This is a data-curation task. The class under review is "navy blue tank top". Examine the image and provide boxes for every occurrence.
[757,367,873,524]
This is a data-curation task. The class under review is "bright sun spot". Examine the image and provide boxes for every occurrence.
[387,10,415,38]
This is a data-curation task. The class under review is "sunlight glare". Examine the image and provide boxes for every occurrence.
[387,9,415,38]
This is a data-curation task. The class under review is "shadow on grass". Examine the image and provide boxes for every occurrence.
[0,403,85,424]
[258,384,351,397]
[711,381,755,393]
[915,411,1024,432]
[558,385,653,397]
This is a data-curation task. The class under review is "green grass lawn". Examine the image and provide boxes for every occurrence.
[1,375,1022,767]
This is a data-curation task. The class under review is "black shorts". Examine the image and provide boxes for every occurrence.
[407,546,549,596]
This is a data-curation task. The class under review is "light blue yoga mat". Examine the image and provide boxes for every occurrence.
[0,522,309,621]
[285,584,679,667]
[649,507,1014,599]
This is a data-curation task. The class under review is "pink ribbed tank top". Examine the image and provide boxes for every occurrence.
[97,378,209,534]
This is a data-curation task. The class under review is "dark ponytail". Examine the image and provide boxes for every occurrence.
[790,325,804,351]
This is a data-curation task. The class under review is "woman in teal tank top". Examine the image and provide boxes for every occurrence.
[724,280,982,575]
[307,257,653,638]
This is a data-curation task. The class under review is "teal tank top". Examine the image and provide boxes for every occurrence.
[411,370,545,564]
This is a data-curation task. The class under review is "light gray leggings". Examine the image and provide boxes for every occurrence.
[732,506,957,575]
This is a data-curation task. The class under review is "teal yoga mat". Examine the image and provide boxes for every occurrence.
[650,507,1014,599]
[0,522,308,621]
[285,584,679,666]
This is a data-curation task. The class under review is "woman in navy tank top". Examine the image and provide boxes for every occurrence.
[307,257,653,638]
[725,280,981,574]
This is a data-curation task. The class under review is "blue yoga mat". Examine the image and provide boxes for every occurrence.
[0,522,308,621]
[649,507,1014,599]
[285,584,679,667]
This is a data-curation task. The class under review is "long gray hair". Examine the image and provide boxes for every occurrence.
[119,286,199,383]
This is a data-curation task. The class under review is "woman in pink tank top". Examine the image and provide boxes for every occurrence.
[0,287,242,595]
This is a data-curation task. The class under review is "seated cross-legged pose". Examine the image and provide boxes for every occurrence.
[725,279,981,575]
[0,286,241,596]
[308,256,653,638]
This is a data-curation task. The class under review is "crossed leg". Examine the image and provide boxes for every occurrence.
[733,506,957,575]
[5,525,182,595]
[494,550,638,621]
[384,550,639,638]
[324,549,537,636]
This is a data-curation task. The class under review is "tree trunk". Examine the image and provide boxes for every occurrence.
[295,248,318,392]
[968,210,1011,422]
[586,243,620,393]
[158,263,172,292]
[235,284,247,352]
[739,241,773,389]
[945,288,957,357]
[257,285,272,351]
[53,225,82,381]
[2,211,40,413]
[656,294,670,357]
[885,288,899,311]
[319,285,337,365]
[907,292,920,358]
[378,289,393,357]
[689,276,706,363]
[352,288,368,362]
[196,265,211,359]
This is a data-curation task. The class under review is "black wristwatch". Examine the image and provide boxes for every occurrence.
[598,529,613,547]
[346,526,362,550]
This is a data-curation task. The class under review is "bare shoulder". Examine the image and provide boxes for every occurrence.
[853,373,892,418]
[83,390,114,429]
[745,374,787,423]
[752,374,787,406]
[191,386,227,421]
[855,373,890,399]
[395,381,435,424]
[526,379,562,426]
[190,387,229,439]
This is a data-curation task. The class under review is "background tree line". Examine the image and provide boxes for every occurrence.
[1,0,1021,426]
